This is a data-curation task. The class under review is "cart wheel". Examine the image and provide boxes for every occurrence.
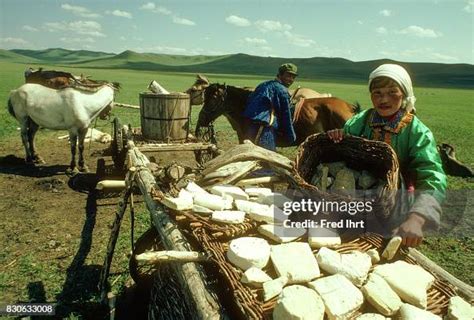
[148,263,195,320]
[194,124,219,166]
[112,117,126,170]
[129,227,162,290]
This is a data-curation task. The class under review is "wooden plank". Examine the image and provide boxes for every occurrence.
[114,102,140,109]
[126,141,223,319]
[135,250,209,264]
[201,140,293,176]
[137,142,218,152]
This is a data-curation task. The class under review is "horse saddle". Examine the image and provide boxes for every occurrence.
[25,69,109,92]
[437,143,474,178]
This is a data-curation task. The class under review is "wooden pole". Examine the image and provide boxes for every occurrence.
[135,250,208,264]
[408,248,474,301]
[126,140,223,319]
[99,182,132,301]
[114,102,140,110]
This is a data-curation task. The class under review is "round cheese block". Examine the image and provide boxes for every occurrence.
[273,285,325,320]
[227,237,270,271]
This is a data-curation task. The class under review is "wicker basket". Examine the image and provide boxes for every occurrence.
[168,209,456,319]
[294,133,400,221]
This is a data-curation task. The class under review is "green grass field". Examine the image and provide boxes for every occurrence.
[1,59,472,292]
[2,60,473,169]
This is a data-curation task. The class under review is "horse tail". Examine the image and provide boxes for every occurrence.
[7,98,16,118]
[352,102,362,114]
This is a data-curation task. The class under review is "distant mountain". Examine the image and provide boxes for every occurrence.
[0,49,41,63]
[74,49,231,67]
[11,48,114,62]
[2,48,473,88]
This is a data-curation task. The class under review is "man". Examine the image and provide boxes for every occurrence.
[243,63,298,151]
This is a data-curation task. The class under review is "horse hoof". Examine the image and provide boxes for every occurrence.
[33,156,46,164]
[25,158,35,166]
[79,166,90,173]
[66,167,80,176]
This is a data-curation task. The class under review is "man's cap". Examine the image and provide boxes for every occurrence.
[278,63,298,76]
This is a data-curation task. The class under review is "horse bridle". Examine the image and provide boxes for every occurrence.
[200,84,228,123]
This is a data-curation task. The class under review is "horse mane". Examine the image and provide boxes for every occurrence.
[226,85,252,106]
[352,101,362,113]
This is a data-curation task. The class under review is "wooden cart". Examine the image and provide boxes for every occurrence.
[100,142,473,320]
[110,92,220,171]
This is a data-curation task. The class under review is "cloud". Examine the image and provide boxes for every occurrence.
[105,10,132,19]
[172,16,195,26]
[255,19,292,32]
[376,27,388,34]
[140,2,155,10]
[226,15,251,27]
[22,25,38,32]
[106,10,132,18]
[60,37,95,43]
[61,4,100,18]
[146,45,188,54]
[397,25,442,38]
[283,31,315,48]
[379,48,460,63]
[119,36,126,41]
[260,46,273,52]
[464,0,474,13]
[0,37,28,45]
[379,9,391,17]
[243,37,267,45]
[401,49,458,62]
[140,45,225,56]
[140,2,171,15]
[44,20,106,37]
[357,20,364,25]
[141,3,193,26]
[430,52,459,62]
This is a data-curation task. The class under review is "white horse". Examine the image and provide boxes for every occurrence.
[8,83,119,172]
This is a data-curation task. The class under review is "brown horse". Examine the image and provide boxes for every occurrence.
[195,83,360,146]
[186,74,332,106]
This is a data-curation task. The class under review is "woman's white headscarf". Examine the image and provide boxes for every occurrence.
[369,64,417,113]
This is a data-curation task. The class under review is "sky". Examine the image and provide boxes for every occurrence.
[0,0,473,64]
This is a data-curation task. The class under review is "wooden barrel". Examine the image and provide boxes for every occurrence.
[139,93,191,142]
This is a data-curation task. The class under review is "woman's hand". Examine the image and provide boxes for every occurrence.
[327,129,345,143]
[392,212,426,247]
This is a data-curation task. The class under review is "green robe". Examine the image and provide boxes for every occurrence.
[343,108,447,227]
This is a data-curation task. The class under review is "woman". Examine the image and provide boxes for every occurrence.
[327,64,446,247]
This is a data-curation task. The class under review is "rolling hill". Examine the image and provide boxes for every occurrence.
[0,49,41,63]
[84,50,232,67]
[1,48,473,88]
[10,48,114,63]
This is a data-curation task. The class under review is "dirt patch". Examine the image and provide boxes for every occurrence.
[1,129,472,319]
[0,133,156,318]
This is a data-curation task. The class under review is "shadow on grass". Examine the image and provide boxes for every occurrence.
[54,191,108,319]
[0,154,68,178]
[27,281,47,303]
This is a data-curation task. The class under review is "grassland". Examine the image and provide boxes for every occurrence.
[0,59,472,317]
